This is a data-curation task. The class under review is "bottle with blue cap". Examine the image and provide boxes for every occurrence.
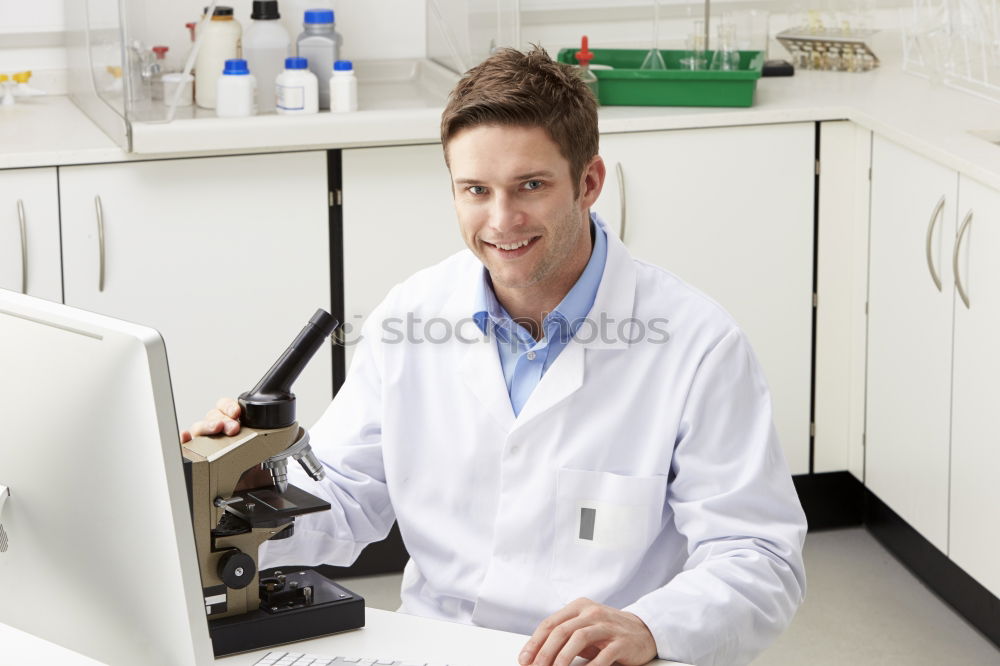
[329,60,357,113]
[216,59,257,117]
[275,56,318,114]
[296,8,342,110]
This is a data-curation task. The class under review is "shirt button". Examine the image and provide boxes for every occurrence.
[526,351,537,361]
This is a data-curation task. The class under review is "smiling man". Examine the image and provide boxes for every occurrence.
[187,47,807,666]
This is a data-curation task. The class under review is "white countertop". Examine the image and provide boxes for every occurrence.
[3,46,1000,190]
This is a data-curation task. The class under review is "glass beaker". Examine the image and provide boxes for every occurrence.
[710,23,741,71]
[682,20,707,70]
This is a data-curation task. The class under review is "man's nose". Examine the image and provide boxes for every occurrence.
[488,191,525,232]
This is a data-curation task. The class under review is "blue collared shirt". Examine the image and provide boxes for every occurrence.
[472,213,608,416]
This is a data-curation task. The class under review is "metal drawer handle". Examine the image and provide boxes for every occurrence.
[95,195,106,292]
[616,161,627,242]
[16,199,27,294]
[925,195,945,292]
[953,209,973,309]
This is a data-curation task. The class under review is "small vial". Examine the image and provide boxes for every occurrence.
[329,60,358,112]
[275,56,318,114]
[216,59,257,117]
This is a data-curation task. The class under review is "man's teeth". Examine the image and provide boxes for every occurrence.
[496,238,532,251]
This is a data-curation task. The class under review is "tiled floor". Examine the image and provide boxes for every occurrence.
[339,528,1000,665]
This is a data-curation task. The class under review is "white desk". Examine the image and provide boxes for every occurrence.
[2,608,684,666]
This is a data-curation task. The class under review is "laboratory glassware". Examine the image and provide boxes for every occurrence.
[640,0,667,70]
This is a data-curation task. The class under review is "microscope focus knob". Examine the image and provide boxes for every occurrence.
[218,550,256,590]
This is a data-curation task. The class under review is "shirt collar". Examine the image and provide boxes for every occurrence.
[472,212,609,339]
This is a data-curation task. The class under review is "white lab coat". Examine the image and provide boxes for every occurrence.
[262,217,807,666]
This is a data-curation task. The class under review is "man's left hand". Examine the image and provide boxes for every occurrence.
[518,598,658,666]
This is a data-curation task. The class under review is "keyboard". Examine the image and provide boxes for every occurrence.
[253,651,464,666]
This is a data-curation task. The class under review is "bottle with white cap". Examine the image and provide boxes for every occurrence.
[194,5,242,109]
[216,58,257,117]
[329,60,357,113]
[275,56,318,114]
[296,9,342,110]
[243,0,290,113]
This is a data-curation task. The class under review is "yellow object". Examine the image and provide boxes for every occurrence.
[12,71,31,84]
[105,65,122,78]
[0,75,7,83]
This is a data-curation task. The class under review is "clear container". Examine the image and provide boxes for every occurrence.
[329,60,358,112]
[296,9,341,111]
[244,0,291,114]
[216,59,257,117]
[194,6,242,109]
[276,56,318,114]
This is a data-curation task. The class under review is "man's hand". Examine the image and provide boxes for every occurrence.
[180,397,242,444]
[518,598,658,666]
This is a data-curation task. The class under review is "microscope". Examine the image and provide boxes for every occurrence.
[181,310,364,656]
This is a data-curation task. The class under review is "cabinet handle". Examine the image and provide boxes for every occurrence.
[953,209,973,309]
[924,195,945,292]
[16,199,27,294]
[95,195,106,293]
[616,161,627,242]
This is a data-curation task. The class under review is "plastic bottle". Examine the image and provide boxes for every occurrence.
[574,36,599,102]
[243,0,291,113]
[216,59,256,117]
[275,56,318,114]
[195,6,242,109]
[329,60,358,112]
[296,9,342,110]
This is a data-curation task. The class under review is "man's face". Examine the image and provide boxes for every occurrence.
[447,125,597,294]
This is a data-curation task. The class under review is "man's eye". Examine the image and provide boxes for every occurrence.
[523,180,544,191]
[468,185,487,195]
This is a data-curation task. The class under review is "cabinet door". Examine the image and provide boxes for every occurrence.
[596,123,815,475]
[866,136,957,552]
[59,152,332,430]
[950,176,1000,595]
[0,168,62,302]
[342,143,463,368]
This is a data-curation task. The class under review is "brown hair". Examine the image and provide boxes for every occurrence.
[440,45,599,197]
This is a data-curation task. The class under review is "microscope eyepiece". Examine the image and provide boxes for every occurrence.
[238,309,338,429]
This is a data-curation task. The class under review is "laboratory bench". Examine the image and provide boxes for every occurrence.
[2,36,1000,652]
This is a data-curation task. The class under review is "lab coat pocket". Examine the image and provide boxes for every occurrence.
[551,467,667,602]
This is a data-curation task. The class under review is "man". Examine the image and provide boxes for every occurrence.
[184,47,807,666]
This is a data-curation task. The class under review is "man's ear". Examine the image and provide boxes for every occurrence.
[579,155,607,207]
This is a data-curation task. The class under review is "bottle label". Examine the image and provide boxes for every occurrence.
[276,83,305,110]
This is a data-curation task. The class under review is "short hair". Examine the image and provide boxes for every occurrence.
[440,45,599,197]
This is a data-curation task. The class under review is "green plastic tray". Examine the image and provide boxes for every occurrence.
[556,48,764,108]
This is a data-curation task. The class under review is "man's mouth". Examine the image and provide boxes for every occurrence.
[485,236,540,255]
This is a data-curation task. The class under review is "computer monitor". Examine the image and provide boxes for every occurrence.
[0,290,214,666]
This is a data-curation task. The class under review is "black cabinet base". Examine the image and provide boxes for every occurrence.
[209,570,365,657]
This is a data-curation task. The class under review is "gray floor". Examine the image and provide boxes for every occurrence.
[340,528,1000,665]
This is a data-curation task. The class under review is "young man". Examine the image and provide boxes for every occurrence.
[186,47,807,666]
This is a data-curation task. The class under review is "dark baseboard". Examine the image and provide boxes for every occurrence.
[865,491,1000,648]
[793,471,865,530]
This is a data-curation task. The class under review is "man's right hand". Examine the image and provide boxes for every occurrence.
[180,397,242,444]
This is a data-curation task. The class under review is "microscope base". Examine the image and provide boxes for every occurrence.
[209,569,365,657]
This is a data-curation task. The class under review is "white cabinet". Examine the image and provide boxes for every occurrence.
[58,151,333,430]
[949,176,1000,597]
[0,168,62,302]
[866,135,958,552]
[341,143,464,368]
[595,123,816,475]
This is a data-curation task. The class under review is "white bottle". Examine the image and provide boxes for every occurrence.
[195,6,242,109]
[329,60,357,113]
[275,57,318,114]
[296,9,342,110]
[243,0,291,114]
[216,59,256,117]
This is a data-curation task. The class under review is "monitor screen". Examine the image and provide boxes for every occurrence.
[0,290,213,666]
